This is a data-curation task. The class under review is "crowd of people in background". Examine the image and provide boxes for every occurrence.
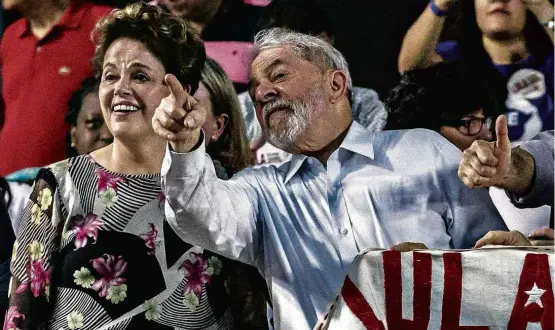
[0,0,553,329]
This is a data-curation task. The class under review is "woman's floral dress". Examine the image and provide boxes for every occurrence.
[4,155,268,330]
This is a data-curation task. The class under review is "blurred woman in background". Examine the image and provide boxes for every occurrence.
[66,77,114,157]
[385,60,502,151]
[196,58,251,175]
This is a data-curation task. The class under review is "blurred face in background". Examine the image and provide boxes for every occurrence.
[440,109,493,151]
[475,0,527,39]
[70,92,113,155]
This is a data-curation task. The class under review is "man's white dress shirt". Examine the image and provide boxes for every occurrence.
[161,122,507,330]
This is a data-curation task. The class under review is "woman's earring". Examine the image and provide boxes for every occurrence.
[211,136,217,141]
[71,142,75,147]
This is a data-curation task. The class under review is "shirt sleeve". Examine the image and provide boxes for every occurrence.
[507,130,554,208]
[161,138,262,268]
[435,41,461,62]
[434,136,508,248]
[6,169,63,330]
[237,91,262,142]
[351,87,388,132]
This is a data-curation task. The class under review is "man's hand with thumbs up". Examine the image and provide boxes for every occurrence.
[458,115,535,195]
[152,74,206,153]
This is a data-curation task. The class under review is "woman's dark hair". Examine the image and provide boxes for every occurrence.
[201,58,250,171]
[385,60,504,131]
[256,0,340,38]
[64,77,100,157]
[92,1,206,94]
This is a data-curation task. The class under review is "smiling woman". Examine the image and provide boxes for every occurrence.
[4,3,267,330]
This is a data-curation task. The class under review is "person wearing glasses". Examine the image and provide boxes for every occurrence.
[385,60,503,151]
[385,60,552,248]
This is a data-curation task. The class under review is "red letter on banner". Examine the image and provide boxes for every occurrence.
[441,253,489,330]
[508,254,554,330]
[341,276,385,329]
[383,251,432,329]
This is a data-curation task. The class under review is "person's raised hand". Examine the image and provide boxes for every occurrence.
[521,0,555,32]
[458,115,512,189]
[434,0,457,11]
[152,74,206,153]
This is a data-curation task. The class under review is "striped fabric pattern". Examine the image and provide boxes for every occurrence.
[7,155,239,329]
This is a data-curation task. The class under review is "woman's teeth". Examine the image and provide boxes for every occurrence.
[113,105,139,112]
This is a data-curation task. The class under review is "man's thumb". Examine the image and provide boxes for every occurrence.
[495,115,511,152]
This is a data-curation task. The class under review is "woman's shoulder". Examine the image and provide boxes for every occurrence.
[44,155,97,180]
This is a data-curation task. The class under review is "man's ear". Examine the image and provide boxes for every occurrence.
[329,70,348,104]
[184,84,192,94]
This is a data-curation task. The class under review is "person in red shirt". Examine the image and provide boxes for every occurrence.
[0,0,112,176]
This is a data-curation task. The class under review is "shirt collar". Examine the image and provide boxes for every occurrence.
[339,121,375,159]
[283,121,375,184]
[284,154,308,184]
[17,0,89,38]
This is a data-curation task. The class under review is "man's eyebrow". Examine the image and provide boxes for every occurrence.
[265,59,284,74]
[247,59,285,91]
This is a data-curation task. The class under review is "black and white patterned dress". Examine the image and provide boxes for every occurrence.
[5,155,268,330]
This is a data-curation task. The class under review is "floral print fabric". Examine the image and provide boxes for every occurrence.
[4,155,268,330]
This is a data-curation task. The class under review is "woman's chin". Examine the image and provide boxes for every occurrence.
[111,125,146,139]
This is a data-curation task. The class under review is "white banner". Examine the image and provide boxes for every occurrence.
[317,247,554,330]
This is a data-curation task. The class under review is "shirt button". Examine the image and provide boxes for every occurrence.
[307,158,314,165]
[340,228,349,236]
[36,46,42,53]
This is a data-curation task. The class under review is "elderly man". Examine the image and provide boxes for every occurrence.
[152,28,508,329]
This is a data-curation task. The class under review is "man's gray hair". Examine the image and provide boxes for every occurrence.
[253,28,353,91]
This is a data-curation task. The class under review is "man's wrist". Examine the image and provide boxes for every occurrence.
[499,147,535,196]
[169,130,202,153]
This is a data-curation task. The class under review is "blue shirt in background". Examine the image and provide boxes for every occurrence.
[436,41,554,141]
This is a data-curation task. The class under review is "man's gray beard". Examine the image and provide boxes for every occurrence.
[263,85,322,153]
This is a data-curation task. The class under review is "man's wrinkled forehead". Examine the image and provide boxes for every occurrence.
[251,46,297,76]
[248,46,314,91]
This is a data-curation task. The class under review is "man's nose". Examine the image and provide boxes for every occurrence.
[255,82,278,104]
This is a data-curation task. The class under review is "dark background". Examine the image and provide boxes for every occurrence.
[1,0,432,99]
